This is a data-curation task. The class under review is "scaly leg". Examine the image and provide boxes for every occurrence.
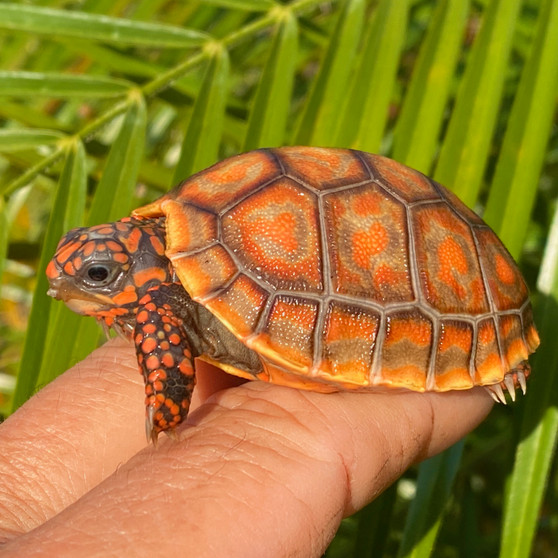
[133,284,196,443]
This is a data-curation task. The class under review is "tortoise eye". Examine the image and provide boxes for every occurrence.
[85,264,116,286]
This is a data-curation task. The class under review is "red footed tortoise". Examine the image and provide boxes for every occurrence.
[46,147,540,442]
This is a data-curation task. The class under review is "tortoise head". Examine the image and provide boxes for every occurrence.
[46,217,172,329]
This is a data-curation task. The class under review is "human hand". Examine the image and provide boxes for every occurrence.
[0,338,492,557]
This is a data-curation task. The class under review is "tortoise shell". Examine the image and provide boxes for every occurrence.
[133,146,539,395]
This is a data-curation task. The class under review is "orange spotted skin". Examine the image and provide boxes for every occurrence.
[48,147,540,440]
[47,217,198,439]
[134,285,195,438]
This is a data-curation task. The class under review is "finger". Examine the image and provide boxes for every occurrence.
[0,338,145,538]
[0,339,255,538]
[1,377,492,557]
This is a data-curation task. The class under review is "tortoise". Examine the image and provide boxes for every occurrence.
[46,147,540,442]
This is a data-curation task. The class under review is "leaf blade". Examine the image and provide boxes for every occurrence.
[0,71,132,98]
[392,0,469,172]
[0,3,209,48]
[397,442,465,558]
[173,45,230,182]
[293,0,365,146]
[11,139,87,410]
[88,93,147,224]
[200,0,276,11]
[335,0,409,153]
[243,9,298,150]
[434,0,523,204]
[0,129,65,152]
[483,0,558,257]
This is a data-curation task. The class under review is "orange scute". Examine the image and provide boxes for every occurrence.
[380,365,427,391]
[439,322,472,353]
[278,147,368,189]
[45,260,58,279]
[132,267,169,287]
[373,263,398,291]
[142,337,157,354]
[367,154,437,201]
[352,190,382,217]
[63,260,76,276]
[386,313,432,346]
[438,236,467,275]
[352,222,389,268]
[478,320,496,344]
[206,275,267,339]
[435,367,473,390]
[475,353,503,383]
[505,338,529,365]
[494,253,516,284]
[57,241,81,264]
[112,287,138,306]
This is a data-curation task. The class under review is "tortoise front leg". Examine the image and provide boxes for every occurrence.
[133,284,196,443]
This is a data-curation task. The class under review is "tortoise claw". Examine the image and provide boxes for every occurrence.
[146,405,158,446]
[100,319,112,340]
[113,322,131,340]
[486,383,508,404]
[517,370,527,395]
[165,428,179,441]
[503,375,516,402]
[487,389,501,404]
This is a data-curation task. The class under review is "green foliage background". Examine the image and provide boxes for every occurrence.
[1,0,557,556]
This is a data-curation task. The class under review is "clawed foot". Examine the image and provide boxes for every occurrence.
[485,361,530,404]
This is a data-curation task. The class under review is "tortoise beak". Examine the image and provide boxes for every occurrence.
[47,285,62,299]
[47,276,115,314]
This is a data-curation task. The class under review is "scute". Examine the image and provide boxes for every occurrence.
[435,320,474,390]
[320,301,380,386]
[132,147,539,394]
[362,153,440,202]
[278,146,369,190]
[223,178,323,292]
[174,150,281,212]
[475,229,529,311]
[379,309,433,391]
[412,203,489,314]
[325,184,413,302]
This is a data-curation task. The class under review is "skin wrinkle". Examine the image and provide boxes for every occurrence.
[298,390,403,515]
[0,437,68,532]
[331,396,381,511]
[218,389,367,541]
[413,396,436,463]
[0,345,147,538]
[171,394,347,557]
[165,444,312,557]
[192,396,342,491]
[187,403,347,558]
[285,391,361,517]
[0,480,34,541]
[188,385,348,488]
